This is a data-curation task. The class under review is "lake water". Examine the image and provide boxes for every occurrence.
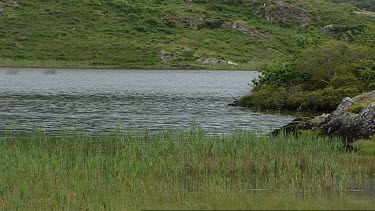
[0,68,295,133]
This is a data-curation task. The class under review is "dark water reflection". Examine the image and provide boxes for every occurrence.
[0,68,295,133]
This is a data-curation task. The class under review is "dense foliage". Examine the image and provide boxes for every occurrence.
[241,29,375,111]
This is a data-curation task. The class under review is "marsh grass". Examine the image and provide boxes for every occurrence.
[0,128,373,209]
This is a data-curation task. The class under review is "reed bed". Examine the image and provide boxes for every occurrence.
[0,129,373,210]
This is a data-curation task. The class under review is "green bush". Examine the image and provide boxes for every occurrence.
[286,87,361,111]
[247,84,288,110]
[244,40,375,111]
[239,95,254,106]
[254,62,304,87]
[328,74,365,90]
[354,59,375,89]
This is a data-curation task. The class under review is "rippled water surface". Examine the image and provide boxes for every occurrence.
[0,68,295,132]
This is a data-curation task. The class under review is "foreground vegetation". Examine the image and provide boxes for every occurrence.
[0,0,374,69]
[0,129,374,210]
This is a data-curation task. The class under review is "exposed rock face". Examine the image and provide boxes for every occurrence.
[159,50,178,62]
[253,0,313,27]
[352,11,375,18]
[320,91,375,142]
[196,57,237,65]
[179,16,199,29]
[232,21,273,38]
[275,90,375,143]
[221,21,232,29]
[320,24,336,33]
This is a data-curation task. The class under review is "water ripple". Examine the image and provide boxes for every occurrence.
[0,68,295,133]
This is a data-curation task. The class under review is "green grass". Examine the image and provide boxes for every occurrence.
[0,128,374,209]
[352,138,375,156]
[0,0,374,69]
[345,92,375,114]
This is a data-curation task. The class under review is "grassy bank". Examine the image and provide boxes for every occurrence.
[0,129,374,210]
[0,57,265,70]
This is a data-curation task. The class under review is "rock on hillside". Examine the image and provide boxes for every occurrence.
[274,90,375,143]
[251,0,314,27]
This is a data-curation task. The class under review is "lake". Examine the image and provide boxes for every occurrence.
[0,68,295,133]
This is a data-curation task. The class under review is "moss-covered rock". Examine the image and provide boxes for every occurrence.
[276,90,375,144]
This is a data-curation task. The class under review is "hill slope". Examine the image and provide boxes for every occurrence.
[0,0,374,69]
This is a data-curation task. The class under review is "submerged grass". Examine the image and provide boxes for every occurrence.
[0,128,374,210]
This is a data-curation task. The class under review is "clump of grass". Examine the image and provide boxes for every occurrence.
[352,138,375,156]
[346,94,375,114]
[0,128,373,209]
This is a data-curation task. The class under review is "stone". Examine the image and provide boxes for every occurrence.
[275,90,375,144]
[352,11,375,18]
[320,90,375,142]
[320,24,335,33]
[179,16,198,29]
[254,0,313,27]
[232,21,273,39]
[159,50,177,62]
[221,21,232,29]
[272,116,318,135]
[196,57,237,65]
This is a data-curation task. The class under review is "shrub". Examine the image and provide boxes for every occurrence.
[248,84,288,110]
[254,62,304,87]
[238,94,254,106]
[354,59,375,89]
[328,74,365,90]
[296,41,374,91]
[245,40,375,111]
[286,87,361,111]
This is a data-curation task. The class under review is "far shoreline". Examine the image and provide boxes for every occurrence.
[0,58,266,71]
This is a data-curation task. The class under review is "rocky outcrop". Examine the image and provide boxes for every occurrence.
[320,24,336,33]
[320,91,375,142]
[232,21,273,39]
[179,16,199,29]
[0,0,19,13]
[196,57,238,65]
[253,0,313,27]
[273,115,328,135]
[275,90,375,143]
[159,50,178,62]
[352,11,375,18]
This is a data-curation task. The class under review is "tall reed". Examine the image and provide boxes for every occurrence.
[0,129,372,209]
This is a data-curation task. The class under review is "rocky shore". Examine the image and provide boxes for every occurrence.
[274,90,375,144]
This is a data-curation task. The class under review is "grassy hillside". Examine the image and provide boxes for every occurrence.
[0,0,374,69]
